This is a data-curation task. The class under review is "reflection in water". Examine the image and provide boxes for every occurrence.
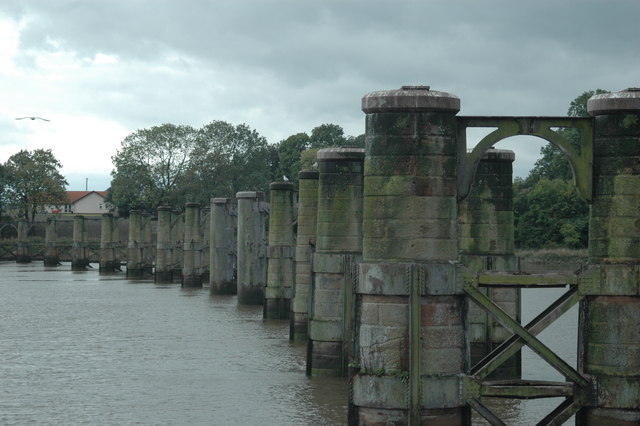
[0,263,576,425]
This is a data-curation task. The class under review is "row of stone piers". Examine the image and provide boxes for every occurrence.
[11,86,639,424]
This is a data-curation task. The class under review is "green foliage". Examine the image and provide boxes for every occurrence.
[0,164,8,220]
[273,133,310,185]
[514,89,608,249]
[4,149,68,224]
[300,148,320,170]
[270,124,363,186]
[186,121,272,202]
[309,123,347,148]
[108,120,362,215]
[514,177,589,249]
[109,123,196,214]
[527,89,609,186]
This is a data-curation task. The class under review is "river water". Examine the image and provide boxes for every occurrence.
[0,262,577,425]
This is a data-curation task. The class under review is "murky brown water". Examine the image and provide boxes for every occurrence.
[0,263,576,425]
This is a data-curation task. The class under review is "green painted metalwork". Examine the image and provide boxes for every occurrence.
[467,398,507,426]
[457,116,594,202]
[536,397,579,426]
[471,286,582,380]
[481,380,573,399]
[408,265,421,425]
[476,272,578,287]
[464,284,589,388]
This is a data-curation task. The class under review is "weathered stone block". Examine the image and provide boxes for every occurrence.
[313,253,344,273]
[421,347,463,375]
[309,319,342,341]
[351,375,407,409]
[421,376,462,409]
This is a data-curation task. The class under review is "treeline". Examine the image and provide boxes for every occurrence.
[0,90,604,251]
[0,149,68,224]
[107,121,363,214]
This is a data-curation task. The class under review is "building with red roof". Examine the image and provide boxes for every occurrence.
[46,191,112,215]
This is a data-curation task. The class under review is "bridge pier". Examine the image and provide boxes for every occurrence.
[459,149,521,380]
[264,182,295,319]
[350,86,469,424]
[210,198,237,295]
[141,213,154,277]
[155,206,174,283]
[308,148,364,377]
[182,202,203,287]
[126,210,143,278]
[16,220,30,263]
[44,216,59,267]
[291,170,319,341]
[99,213,118,273]
[72,215,89,270]
[579,89,640,424]
[236,191,267,305]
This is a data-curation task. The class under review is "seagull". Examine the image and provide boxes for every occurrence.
[15,116,50,122]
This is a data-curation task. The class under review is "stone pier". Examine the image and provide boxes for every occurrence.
[291,170,319,341]
[350,86,468,424]
[210,198,237,295]
[201,207,211,283]
[155,206,174,283]
[264,182,295,319]
[182,202,202,287]
[579,89,640,424]
[141,213,154,277]
[99,213,119,273]
[308,148,364,377]
[459,149,521,379]
[44,216,59,267]
[71,215,89,270]
[16,220,30,263]
[172,209,184,280]
[236,191,267,305]
[126,210,143,278]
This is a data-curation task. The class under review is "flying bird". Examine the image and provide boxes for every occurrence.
[15,116,50,122]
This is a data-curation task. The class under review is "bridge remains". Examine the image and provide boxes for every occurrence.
[2,86,638,425]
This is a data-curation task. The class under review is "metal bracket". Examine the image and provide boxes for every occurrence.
[457,116,593,202]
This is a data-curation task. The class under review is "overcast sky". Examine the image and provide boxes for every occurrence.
[0,0,638,191]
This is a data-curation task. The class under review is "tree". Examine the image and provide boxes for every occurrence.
[513,89,608,249]
[272,133,310,185]
[0,164,8,220]
[4,149,68,224]
[271,124,364,185]
[108,123,196,214]
[309,123,348,148]
[514,178,589,249]
[185,121,272,202]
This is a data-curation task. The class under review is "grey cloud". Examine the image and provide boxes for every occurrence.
[1,0,638,184]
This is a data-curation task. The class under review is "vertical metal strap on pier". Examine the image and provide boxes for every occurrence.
[408,264,421,425]
[341,255,358,377]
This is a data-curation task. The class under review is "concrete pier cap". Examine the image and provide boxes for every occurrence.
[316,146,365,161]
[211,197,230,204]
[269,181,294,191]
[588,87,640,115]
[236,191,265,201]
[361,85,460,113]
[298,169,319,180]
[483,148,516,162]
